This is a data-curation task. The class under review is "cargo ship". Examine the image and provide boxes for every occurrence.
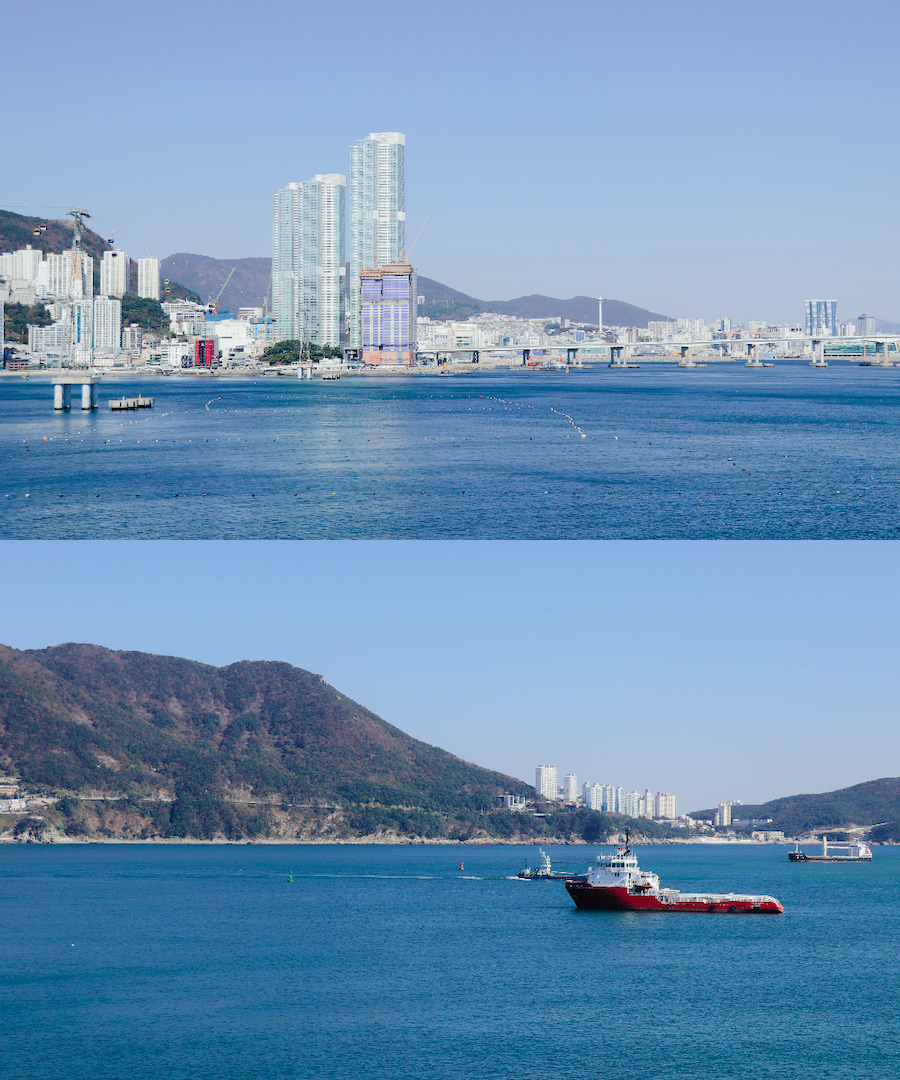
[565,838,783,913]
[788,836,872,863]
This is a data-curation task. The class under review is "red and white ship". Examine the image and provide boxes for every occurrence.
[565,838,784,914]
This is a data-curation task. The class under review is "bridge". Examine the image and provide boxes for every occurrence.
[406,333,900,368]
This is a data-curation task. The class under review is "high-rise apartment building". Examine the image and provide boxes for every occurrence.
[714,801,732,827]
[562,773,578,803]
[655,792,677,819]
[534,765,558,800]
[360,261,416,364]
[100,250,130,298]
[582,782,602,810]
[804,299,837,337]
[857,313,875,337]
[272,174,346,347]
[349,132,405,350]
[138,258,161,301]
[92,296,122,350]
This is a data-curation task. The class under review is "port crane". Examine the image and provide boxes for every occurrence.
[209,266,236,314]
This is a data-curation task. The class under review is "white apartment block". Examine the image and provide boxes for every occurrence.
[100,250,130,298]
[92,296,122,350]
[582,782,603,811]
[562,773,578,803]
[655,792,677,819]
[121,323,143,351]
[534,764,558,800]
[137,258,161,300]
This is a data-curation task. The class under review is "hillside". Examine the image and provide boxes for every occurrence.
[0,208,110,264]
[691,777,900,841]
[161,254,271,313]
[0,642,533,842]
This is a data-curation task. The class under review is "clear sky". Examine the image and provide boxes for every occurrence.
[2,540,898,813]
[5,0,900,324]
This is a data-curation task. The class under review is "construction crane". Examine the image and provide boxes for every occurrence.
[209,266,236,314]
[405,214,430,262]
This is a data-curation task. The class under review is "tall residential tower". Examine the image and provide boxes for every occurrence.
[349,132,405,350]
[272,174,346,347]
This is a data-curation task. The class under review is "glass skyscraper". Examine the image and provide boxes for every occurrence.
[349,132,405,350]
[805,299,838,337]
[272,174,346,347]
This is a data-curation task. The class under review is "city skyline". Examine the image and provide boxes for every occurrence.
[2,539,898,812]
[5,1,900,324]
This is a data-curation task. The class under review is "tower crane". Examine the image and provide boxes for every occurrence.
[209,267,236,314]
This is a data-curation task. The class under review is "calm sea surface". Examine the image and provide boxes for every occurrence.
[2,843,898,1080]
[3,362,900,538]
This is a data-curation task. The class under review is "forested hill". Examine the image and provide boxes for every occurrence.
[0,643,541,841]
[691,777,900,841]
[0,209,111,263]
[0,642,530,808]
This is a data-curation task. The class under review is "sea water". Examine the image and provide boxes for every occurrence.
[2,363,900,539]
[2,843,899,1080]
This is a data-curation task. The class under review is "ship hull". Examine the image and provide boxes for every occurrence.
[789,853,871,863]
[566,881,783,913]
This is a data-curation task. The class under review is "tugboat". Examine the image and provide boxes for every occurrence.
[518,849,584,881]
[789,836,872,863]
[565,835,783,913]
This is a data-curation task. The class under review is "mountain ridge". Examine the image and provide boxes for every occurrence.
[159,252,670,327]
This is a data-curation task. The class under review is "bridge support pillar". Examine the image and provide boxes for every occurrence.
[81,382,99,410]
[472,350,479,364]
[522,349,530,366]
[54,384,71,410]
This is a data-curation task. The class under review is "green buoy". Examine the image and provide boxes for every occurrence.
[288,872,294,883]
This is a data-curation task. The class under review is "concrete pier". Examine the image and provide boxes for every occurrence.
[53,375,100,410]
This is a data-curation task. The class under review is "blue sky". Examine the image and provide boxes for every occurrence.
[5,0,900,324]
[2,540,898,813]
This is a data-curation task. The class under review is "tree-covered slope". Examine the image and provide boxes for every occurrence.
[691,777,900,840]
[0,642,530,815]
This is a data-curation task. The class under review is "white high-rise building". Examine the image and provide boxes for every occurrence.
[100,250,130,298]
[714,801,733,827]
[655,792,677,819]
[272,174,346,346]
[534,765,558,800]
[349,132,405,349]
[138,258,161,301]
[582,782,603,810]
[1,245,44,282]
[92,296,122,350]
[562,773,578,803]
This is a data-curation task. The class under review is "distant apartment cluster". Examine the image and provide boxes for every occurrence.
[534,764,680,822]
[0,243,161,365]
[0,238,279,369]
[272,132,417,365]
